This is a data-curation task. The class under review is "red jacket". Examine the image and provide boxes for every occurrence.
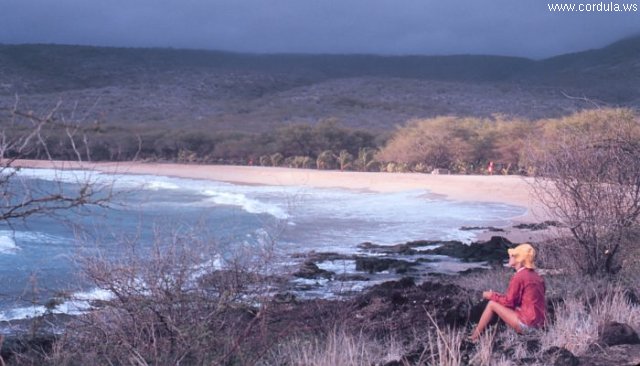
[489,268,546,328]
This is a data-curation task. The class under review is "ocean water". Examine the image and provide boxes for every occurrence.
[0,168,525,321]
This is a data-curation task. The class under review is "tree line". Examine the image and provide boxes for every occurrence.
[3,108,637,177]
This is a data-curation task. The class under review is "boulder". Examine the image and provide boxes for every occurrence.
[423,236,513,263]
[598,321,640,346]
[541,346,579,366]
[354,257,417,274]
[293,261,334,279]
[512,220,561,231]
[357,240,441,255]
[579,344,640,366]
[459,226,504,232]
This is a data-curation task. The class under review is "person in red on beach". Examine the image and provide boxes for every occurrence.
[470,243,546,341]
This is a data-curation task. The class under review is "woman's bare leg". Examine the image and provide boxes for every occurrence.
[470,301,522,340]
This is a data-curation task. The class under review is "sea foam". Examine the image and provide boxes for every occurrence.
[203,190,290,219]
[0,230,68,254]
[0,235,19,254]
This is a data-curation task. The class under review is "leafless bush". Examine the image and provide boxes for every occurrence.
[529,108,640,275]
[37,225,282,365]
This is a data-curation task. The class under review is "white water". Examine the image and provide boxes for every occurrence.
[0,234,19,254]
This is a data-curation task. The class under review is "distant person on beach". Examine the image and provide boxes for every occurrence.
[487,161,494,175]
[470,243,546,341]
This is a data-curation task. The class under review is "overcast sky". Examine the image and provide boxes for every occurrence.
[1,0,639,59]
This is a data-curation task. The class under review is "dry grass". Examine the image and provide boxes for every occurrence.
[589,285,640,329]
[422,325,465,366]
[468,325,497,366]
[265,329,385,366]
[540,297,599,355]
[540,284,640,355]
[265,312,470,366]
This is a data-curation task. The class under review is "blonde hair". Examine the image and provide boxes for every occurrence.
[508,243,536,269]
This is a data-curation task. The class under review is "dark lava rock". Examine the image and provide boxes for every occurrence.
[364,277,416,298]
[579,344,640,366]
[545,296,564,324]
[419,281,484,326]
[460,226,504,232]
[199,269,269,291]
[273,292,297,303]
[513,220,561,231]
[349,278,483,338]
[541,346,579,366]
[334,274,370,282]
[423,236,513,263]
[526,338,541,353]
[291,251,353,262]
[624,288,640,306]
[355,257,418,274]
[598,321,640,346]
[293,261,334,279]
[357,240,441,255]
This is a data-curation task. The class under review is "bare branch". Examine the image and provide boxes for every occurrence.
[0,98,113,223]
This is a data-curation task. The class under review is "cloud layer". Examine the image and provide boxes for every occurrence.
[2,0,639,58]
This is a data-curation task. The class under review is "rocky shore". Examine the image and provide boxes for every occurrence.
[1,224,639,365]
[272,229,640,365]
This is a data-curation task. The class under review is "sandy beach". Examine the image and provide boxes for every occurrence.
[14,160,556,243]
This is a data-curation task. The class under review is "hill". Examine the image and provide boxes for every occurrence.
[0,37,638,132]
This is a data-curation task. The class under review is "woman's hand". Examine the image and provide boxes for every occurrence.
[482,290,493,300]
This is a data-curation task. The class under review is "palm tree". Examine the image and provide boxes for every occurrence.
[337,150,353,171]
[357,148,377,172]
[316,150,336,170]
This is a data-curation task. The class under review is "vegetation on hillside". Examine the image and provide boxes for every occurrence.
[1,37,639,132]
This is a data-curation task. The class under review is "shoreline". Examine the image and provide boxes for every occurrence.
[14,160,556,243]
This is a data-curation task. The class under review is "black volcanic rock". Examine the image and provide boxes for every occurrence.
[541,347,579,366]
[459,226,504,232]
[357,240,442,255]
[352,278,484,333]
[513,220,562,231]
[598,321,640,346]
[423,236,513,263]
[354,257,418,274]
[579,344,640,366]
[293,261,334,279]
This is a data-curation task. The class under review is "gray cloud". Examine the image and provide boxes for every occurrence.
[1,0,639,58]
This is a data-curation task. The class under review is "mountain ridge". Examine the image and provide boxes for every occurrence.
[0,36,638,131]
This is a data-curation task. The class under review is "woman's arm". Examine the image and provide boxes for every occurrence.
[488,274,522,309]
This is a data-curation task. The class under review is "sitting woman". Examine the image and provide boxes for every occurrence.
[470,243,546,341]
